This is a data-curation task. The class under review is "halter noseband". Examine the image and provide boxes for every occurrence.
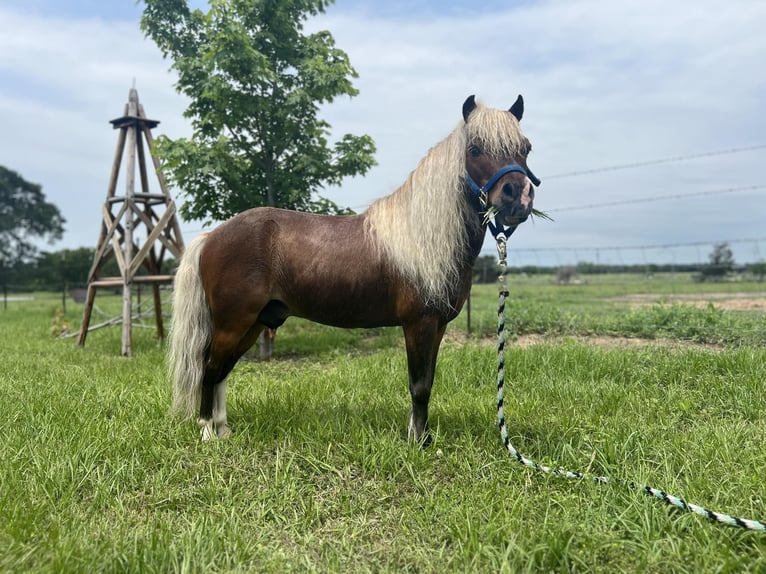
[465,164,541,239]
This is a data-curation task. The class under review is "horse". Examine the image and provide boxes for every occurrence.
[169,94,541,443]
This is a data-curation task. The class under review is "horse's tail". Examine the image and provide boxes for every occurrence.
[168,234,212,419]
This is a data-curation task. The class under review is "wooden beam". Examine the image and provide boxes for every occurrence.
[110,231,127,276]
[128,203,180,276]
[122,117,137,357]
[136,126,151,195]
[106,125,128,199]
[87,202,128,282]
[127,205,175,278]
[88,275,174,287]
[144,127,186,253]
[76,284,98,347]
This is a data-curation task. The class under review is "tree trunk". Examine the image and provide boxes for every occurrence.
[258,329,274,361]
[259,173,276,360]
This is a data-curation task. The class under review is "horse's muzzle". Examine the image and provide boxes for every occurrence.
[500,209,532,226]
[497,179,534,225]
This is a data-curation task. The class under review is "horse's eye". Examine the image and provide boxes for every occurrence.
[469,145,482,157]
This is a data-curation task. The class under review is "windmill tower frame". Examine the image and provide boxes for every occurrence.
[77,87,185,356]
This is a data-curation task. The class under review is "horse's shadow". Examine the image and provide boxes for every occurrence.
[240,326,401,363]
[225,390,567,459]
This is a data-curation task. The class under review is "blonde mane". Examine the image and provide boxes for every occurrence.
[365,101,526,307]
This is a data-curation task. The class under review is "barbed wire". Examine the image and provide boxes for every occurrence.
[547,184,765,213]
[483,236,766,255]
[544,144,766,180]
[175,144,766,231]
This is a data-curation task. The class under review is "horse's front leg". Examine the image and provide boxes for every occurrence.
[403,317,447,447]
[212,381,232,438]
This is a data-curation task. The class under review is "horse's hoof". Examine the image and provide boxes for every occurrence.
[198,418,214,441]
[406,412,431,447]
[216,425,233,439]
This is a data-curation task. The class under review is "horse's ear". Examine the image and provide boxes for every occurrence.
[462,95,477,122]
[509,94,524,121]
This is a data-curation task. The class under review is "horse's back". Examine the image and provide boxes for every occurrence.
[200,207,404,328]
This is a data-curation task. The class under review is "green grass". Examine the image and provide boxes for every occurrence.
[464,275,766,345]
[1,278,766,572]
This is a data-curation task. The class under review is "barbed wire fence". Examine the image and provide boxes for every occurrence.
[496,236,765,272]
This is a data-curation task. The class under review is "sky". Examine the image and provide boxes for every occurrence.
[1,0,765,267]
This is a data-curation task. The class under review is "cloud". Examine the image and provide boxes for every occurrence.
[1,0,764,265]
[316,0,766,262]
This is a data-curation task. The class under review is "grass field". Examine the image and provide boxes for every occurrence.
[1,274,766,572]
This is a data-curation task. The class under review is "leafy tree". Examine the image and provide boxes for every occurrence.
[0,166,65,266]
[749,260,766,283]
[33,248,120,291]
[556,266,577,285]
[5,247,121,292]
[698,242,735,282]
[473,255,498,284]
[140,0,377,224]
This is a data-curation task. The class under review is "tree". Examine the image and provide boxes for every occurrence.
[142,0,376,358]
[473,255,497,284]
[556,266,577,285]
[33,248,120,291]
[698,242,735,282]
[749,260,766,283]
[140,0,377,224]
[0,166,65,266]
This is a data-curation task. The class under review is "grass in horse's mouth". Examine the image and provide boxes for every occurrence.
[484,206,554,226]
[483,205,500,226]
[531,208,553,221]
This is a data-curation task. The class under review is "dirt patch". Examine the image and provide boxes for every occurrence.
[607,292,766,312]
[684,299,766,311]
[444,332,724,351]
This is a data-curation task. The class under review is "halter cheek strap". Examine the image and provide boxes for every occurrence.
[465,164,541,239]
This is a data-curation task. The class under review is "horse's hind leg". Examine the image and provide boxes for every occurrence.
[403,316,447,447]
[198,358,233,441]
[199,323,266,441]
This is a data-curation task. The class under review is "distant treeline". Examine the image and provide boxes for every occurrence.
[0,247,176,292]
[472,255,766,283]
[1,248,764,292]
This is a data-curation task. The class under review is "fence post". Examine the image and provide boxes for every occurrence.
[466,288,472,336]
[60,252,67,314]
[0,259,5,310]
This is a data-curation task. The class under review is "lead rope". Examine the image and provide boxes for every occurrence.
[493,235,766,532]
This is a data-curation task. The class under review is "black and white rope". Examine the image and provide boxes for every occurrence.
[493,236,766,532]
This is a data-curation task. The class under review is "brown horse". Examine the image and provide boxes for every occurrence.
[169,95,539,442]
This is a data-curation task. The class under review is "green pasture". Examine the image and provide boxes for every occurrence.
[1,274,765,572]
[466,273,766,346]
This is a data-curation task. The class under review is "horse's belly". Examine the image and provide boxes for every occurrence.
[284,283,402,329]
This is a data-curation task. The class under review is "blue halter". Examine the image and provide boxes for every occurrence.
[465,164,540,239]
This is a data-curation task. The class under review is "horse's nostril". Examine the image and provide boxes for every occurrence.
[502,183,514,197]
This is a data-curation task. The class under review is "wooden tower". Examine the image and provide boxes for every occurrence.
[77,86,185,356]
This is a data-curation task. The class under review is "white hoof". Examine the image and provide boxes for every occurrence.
[199,418,214,442]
